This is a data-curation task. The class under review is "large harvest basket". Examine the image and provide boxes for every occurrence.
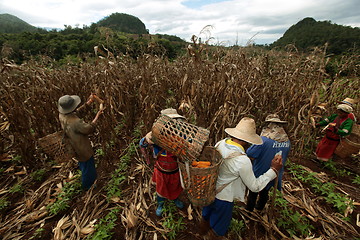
[334,124,360,158]
[38,131,75,163]
[151,115,210,162]
[178,146,223,207]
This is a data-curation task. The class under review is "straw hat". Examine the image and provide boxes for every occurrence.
[264,114,287,123]
[338,98,357,107]
[58,95,81,114]
[337,104,353,113]
[225,117,263,145]
[161,108,185,119]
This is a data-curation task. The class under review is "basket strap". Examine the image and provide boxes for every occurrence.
[185,161,191,189]
[178,161,192,190]
[61,121,68,144]
[215,152,244,194]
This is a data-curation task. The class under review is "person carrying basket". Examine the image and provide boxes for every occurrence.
[58,94,104,190]
[139,108,185,217]
[201,117,283,239]
[315,103,354,161]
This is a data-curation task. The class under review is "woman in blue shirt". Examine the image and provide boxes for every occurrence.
[245,114,291,211]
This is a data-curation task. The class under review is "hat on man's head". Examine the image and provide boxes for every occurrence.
[58,95,81,114]
[225,117,263,145]
[337,104,353,113]
[161,108,185,119]
[338,98,357,107]
[265,114,287,123]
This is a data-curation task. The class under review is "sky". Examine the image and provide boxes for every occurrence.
[1,0,359,46]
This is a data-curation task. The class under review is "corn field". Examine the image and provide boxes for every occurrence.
[0,44,359,239]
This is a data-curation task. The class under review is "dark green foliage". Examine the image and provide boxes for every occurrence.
[271,17,360,55]
[0,13,186,63]
[0,13,45,33]
[97,12,148,34]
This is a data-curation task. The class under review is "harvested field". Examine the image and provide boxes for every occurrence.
[0,45,359,239]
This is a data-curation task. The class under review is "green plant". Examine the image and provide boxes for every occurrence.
[106,132,139,199]
[114,121,125,135]
[47,175,82,215]
[272,190,313,237]
[12,155,22,163]
[288,162,354,215]
[29,227,45,239]
[9,184,24,194]
[95,148,105,157]
[352,175,360,185]
[0,198,10,211]
[162,201,185,240]
[133,120,144,140]
[30,169,46,181]
[88,208,120,240]
[229,218,245,239]
[322,160,351,177]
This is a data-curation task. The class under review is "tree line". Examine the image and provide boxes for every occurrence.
[0,26,187,63]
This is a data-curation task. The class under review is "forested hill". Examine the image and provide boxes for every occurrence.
[0,14,41,33]
[97,13,148,34]
[271,17,360,54]
[0,12,148,35]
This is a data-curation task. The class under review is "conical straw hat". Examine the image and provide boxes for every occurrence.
[225,117,262,145]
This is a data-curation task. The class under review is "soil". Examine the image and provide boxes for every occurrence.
[1,148,360,240]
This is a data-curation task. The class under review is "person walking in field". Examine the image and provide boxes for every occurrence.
[245,114,291,212]
[315,103,354,161]
[139,108,185,217]
[201,117,283,239]
[58,94,104,190]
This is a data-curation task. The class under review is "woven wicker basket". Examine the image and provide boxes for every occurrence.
[151,115,210,162]
[178,146,223,207]
[334,124,360,158]
[38,131,75,163]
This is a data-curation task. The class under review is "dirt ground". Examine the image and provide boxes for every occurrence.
[1,144,360,240]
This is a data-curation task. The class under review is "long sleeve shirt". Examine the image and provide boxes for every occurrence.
[59,113,95,162]
[318,114,353,136]
[214,138,276,203]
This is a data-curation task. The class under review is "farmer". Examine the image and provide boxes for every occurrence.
[201,117,283,238]
[139,108,184,217]
[338,97,357,122]
[58,94,103,190]
[245,114,291,212]
[315,103,354,161]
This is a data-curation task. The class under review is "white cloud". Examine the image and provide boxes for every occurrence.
[0,0,359,45]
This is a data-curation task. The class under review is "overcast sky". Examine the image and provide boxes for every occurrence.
[1,0,359,45]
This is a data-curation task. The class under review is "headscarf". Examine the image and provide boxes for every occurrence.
[260,122,289,142]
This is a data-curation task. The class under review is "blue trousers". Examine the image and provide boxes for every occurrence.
[202,198,234,236]
[78,156,97,190]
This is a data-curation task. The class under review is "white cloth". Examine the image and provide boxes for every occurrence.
[214,138,277,202]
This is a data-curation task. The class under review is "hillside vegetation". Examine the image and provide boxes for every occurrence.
[0,37,359,239]
[97,13,148,34]
[0,13,186,63]
[271,17,360,55]
[0,13,43,33]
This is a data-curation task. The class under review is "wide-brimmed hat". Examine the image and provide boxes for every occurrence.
[225,117,263,145]
[337,104,353,113]
[161,108,185,119]
[338,98,357,107]
[265,114,287,123]
[58,95,81,114]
